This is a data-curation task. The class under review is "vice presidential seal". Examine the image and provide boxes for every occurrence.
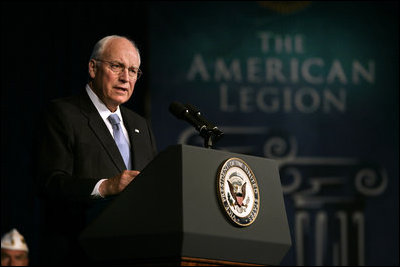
[217,158,260,227]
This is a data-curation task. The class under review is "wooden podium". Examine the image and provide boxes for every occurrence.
[79,145,291,265]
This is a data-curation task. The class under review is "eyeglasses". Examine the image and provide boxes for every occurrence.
[94,59,142,80]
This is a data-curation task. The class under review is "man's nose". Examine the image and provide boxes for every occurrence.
[119,68,129,82]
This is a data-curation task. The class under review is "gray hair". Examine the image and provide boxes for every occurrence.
[89,35,141,65]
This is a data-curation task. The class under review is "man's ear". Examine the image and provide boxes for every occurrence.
[88,59,97,79]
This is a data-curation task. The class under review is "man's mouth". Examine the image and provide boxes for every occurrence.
[114,87,128,92]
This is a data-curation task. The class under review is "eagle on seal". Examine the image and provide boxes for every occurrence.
[228,179,247,207]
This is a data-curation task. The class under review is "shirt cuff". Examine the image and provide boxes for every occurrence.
[91,179,107,198]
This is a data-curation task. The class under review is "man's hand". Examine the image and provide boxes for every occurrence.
[99,170,140,197]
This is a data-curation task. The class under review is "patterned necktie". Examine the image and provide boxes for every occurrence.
[108,114,131,170]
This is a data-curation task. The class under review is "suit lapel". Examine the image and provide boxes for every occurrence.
[79,92,126,172]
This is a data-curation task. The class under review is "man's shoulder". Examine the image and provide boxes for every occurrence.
[44,92,89,119]
[50,93,85,107]
[120,105,146,121]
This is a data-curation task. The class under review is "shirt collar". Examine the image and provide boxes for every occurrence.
[86,84,123,122]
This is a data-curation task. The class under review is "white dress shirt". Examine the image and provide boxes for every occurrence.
[86,84,131,197]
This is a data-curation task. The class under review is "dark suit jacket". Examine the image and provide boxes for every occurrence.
[36,90,157,264]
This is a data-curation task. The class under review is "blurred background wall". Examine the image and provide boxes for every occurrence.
[1,1,398,265]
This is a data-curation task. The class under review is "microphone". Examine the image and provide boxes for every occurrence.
[169,101,224,148]
[169,101,208,133]
[185,103,224,138]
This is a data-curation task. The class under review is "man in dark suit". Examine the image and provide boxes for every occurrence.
[36,35,157,264]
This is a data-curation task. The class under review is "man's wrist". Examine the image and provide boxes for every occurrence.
[91,179,108,198]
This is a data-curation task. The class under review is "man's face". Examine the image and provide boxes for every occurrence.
[89,38,140,112]
[1,249,29,266]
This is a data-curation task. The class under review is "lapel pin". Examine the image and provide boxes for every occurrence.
[134,129,140,133]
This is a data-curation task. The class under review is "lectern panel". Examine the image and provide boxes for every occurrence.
[79,145,291,265]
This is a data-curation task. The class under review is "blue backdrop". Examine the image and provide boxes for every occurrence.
[148,2,398,265]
